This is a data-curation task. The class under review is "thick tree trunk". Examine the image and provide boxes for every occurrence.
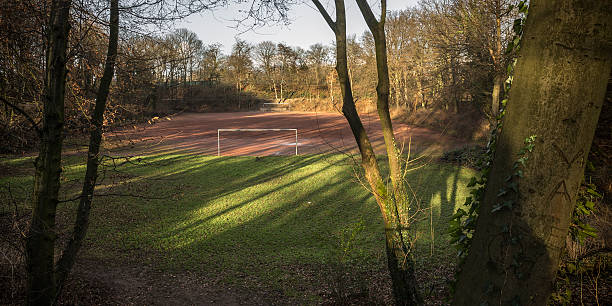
[454,1,612,305]
[25,0,72,304]
[54,0,119,293]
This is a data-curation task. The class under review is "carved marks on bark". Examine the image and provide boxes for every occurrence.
[482,142,586,294]
[540,143,584,252]
[547,143,584,206]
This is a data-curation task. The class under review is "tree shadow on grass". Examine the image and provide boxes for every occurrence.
[29,152,474,303]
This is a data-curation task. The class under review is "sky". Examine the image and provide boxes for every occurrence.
[177,1,419,53]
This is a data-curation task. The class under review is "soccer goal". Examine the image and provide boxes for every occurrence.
[217,128,298,156]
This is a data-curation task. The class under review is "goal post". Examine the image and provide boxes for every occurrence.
[217,128,298,156]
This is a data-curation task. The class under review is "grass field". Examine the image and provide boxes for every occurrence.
[1,153,475,304]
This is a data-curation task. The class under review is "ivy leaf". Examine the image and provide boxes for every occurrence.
[491,204,504,213]
[581,224,598,238]
[505,41,515,54]
[467,177,478,187]
[567,263,576,273]
[468,203,479,214]
[513,18,523,30]
[463,217,475,228]
[464,196,473,206]
[587,189,602,198]
[452,208,467,219]
[518,1,528,13]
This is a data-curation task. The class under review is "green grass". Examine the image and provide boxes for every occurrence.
[1,153,474,300]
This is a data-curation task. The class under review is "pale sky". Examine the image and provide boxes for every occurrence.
[177,1,419,53]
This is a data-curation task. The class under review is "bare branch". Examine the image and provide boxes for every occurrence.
[0,96,41,136]
[354,0,379,33]
[311,0,337,33]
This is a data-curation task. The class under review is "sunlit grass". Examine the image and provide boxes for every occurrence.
[1,153,475,299]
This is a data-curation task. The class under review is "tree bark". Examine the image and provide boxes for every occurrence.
[355,1,422,304]
[54,0,119,294]
[25,0,72,304]
[490,6,503,117]
[491,74,502,116]
[454,1,612,305]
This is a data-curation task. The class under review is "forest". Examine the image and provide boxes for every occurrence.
[1,0,610,305]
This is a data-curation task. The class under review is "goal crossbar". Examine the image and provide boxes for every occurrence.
[217,128,298,156]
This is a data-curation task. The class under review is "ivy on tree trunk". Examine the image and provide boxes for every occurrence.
[453,0,612,304]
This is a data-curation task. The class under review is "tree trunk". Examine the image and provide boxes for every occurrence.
[451,57,458,114]
[402,69,409,109]
[454,1,612,305]
[491,74,502,116]
[415,75,423,112]
[490,8,503,117]
[392,72,400,108]
[312,0,422,304]
[54,0,119,294]
[355,1,422,304]
[25,0,72,304]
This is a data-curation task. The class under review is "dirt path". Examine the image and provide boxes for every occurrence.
[54,260,395,306]
[106,112,463,157]
[57,260,292,306]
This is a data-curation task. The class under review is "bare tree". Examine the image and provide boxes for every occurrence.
[25,0,73,304]
[254,41,278,97]
[311,0,422,304]
[23,1,226,304]
[200,43,223,82]
[54,0,119,296]
[306,43,330,98]
[227,38,253,108]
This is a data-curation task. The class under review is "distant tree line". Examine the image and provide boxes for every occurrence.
[146,0,520,117]
[0,0,521,152]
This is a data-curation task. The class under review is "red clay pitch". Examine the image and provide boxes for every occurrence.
[107,112,460,156]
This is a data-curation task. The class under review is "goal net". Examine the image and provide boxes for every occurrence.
[217,128,298,156]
